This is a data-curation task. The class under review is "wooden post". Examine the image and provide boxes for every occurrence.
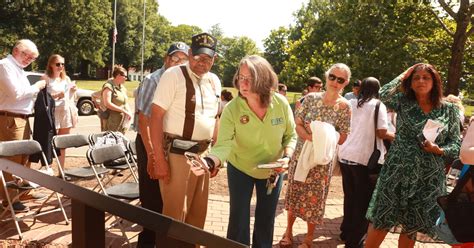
[72,199,105,248]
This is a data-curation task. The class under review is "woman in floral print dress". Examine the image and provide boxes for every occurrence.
[281,63,351,248]
[365,64,461,247]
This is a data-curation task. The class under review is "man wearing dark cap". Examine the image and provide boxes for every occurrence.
[133,41,189,248]
[149,33,221,247]
[344,79,361,100]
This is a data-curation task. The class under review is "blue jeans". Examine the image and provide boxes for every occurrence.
[226,163,283,248]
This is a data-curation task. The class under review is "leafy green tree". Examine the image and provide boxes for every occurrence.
[0,0,112,76]
[268,1,470,94]
[263,27,290,75]
[217,36,260,87]
[432,0,473,95]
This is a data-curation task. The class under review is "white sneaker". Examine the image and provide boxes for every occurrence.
[38,167,55,176]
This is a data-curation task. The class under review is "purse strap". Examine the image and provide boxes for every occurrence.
[372,101,381,152]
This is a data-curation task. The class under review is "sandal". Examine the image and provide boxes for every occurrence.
[278,233,293,247]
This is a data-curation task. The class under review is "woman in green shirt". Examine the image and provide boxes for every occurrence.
[204,55,297,248]
[101,65,131,134]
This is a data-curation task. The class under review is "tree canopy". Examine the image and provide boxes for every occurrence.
[263,0,473,96]
[0,0,471,96]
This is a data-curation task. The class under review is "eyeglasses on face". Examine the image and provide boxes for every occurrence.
[170,55,188,63]
[328,74,346,84]
[237,74,253,82]
[193,55,213,64]
[21,51,37,62]
[55,62,65,67]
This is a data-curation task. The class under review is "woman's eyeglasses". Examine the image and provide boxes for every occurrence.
[55,63,65,67]
[237,75,253,82]
[328,74,346,84]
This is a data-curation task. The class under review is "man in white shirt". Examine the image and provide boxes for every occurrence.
[149,33,221,247]
[133,41,189,248]
[0,39,46,212]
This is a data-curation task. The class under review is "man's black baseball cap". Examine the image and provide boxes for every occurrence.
[191,32,217,57]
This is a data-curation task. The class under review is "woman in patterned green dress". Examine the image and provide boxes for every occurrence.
[281,63,351,248]
[365,64,461,247]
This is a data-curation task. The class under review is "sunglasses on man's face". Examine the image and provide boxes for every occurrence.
[55,63,65,67]
[328,74,346,84]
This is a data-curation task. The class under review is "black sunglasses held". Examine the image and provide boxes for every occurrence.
[328,74,346,84]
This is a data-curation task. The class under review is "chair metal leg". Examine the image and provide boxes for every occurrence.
[0,172,23,240]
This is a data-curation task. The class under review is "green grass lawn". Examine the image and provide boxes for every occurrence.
[77,80,473,117]
[77,80,302,104]
[465,105,474,117]
[77,80,139,98]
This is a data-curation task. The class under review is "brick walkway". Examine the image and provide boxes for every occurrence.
[0,185,450,247]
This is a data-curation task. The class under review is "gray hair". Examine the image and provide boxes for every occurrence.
[324,63,351,83]
[233,55,278,107]
[14,39,39,56]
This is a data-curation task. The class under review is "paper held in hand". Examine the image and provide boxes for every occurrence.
[257,162,286,169]
[423,119,444,143]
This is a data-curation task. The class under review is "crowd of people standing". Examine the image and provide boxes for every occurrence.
[0,36,471,248]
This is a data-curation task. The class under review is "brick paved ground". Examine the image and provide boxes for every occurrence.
[0,180,451,247]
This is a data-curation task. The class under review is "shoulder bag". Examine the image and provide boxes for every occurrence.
[367,101,381,170]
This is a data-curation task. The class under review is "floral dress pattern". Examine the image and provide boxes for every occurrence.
[366,75,461,238]
[285,92,351,224]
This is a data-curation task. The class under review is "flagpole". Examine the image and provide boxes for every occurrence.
[111,0,117,73]
[140,0,146,81]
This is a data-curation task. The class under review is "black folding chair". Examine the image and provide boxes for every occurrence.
[86,144,139,247]
[52,134,109,182]
[0,140,69,239]
[88,132,138,183]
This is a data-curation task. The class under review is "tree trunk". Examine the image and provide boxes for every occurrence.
[444,0,471,96]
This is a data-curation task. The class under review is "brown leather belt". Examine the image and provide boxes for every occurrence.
[0,111,32,119]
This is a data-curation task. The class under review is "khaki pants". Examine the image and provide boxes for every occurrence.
[0,116,31,201]
[159,153,209,229]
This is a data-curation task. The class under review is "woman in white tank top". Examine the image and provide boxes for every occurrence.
[42,54,78,167]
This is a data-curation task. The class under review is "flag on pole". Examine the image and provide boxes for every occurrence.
[113,27,118,44]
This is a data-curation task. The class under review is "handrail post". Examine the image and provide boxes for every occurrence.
[72,199,105,248]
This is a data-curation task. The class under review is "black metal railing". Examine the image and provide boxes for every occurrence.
[0,158,247,248]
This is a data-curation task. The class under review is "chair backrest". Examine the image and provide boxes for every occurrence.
[128,141,137,156]
[52,134,89,149]
[89,131,129,151]
[87,144,126,165]
[88,132,107,146]
[0,140,43,157]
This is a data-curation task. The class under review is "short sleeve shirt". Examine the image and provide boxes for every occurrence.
[152,63,221,141]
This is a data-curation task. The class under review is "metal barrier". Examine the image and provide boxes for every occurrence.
[0,158,247,248]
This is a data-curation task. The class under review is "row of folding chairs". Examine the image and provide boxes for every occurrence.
[0,131,139,244]
[52,132,139,199]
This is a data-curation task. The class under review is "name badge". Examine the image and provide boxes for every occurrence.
[271,117,283,126]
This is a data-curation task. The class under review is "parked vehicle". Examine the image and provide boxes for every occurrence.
[26,71,96,115]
